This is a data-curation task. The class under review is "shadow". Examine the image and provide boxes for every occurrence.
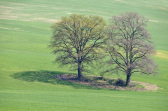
[11,70,105,90]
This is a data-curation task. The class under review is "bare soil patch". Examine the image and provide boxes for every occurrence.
[56,74,159,91]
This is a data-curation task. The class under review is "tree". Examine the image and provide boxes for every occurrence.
[49,14,106,80]
[105,12,158,86]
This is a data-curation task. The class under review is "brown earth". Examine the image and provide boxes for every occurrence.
[56,74,159,91]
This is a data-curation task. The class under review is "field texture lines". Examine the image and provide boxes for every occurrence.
[0,0,168,111]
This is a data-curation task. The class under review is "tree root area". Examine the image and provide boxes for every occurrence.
[56,74,159,91]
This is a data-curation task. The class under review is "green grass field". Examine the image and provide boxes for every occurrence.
[0,0,168,110]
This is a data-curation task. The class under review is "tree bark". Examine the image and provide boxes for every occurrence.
[77,59,82,80]
[126,74,131,86]
[126,68,131,86]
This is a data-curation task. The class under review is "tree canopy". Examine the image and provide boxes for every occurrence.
[105,12,158,86]
[49,14,107,80]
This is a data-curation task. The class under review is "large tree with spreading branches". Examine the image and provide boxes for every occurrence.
[105,12,158,86]
[49,14,106,80]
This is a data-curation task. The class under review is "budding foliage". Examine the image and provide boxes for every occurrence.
[49,14,107,79]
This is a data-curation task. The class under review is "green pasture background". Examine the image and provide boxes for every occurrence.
[0,0,168,110]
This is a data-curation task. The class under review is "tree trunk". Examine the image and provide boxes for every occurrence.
[126,74,131,86]
[126,68,131,86]
[77,60,82,80]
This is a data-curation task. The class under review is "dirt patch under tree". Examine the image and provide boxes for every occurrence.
[56,74,159,91]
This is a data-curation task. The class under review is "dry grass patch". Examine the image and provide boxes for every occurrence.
[156,51,168,59]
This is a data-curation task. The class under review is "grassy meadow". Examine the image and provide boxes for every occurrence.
[0,0,168,110]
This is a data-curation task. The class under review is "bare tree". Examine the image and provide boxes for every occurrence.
[49,14,106,80]
[105,12,158,86]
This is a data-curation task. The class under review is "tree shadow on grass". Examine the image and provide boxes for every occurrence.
[11,70,105,90]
